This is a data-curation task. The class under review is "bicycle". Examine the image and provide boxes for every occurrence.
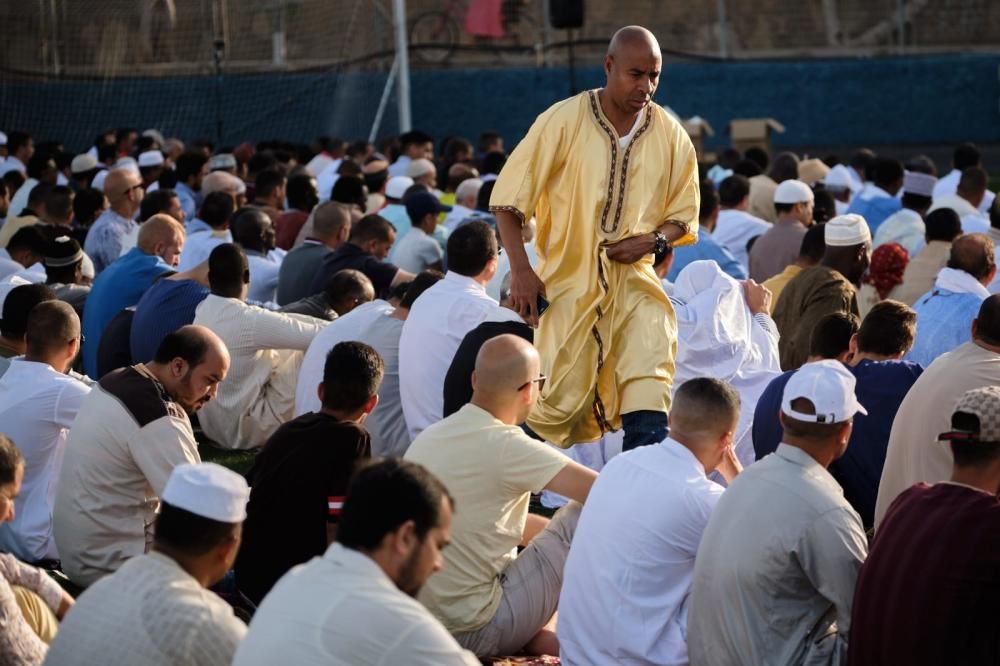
[409,0,542,65]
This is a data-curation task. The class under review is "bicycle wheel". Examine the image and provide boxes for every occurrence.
[409,11,459,64]
[495,1,542,65]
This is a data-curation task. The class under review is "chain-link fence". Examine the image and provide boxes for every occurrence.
[3,0,998,79]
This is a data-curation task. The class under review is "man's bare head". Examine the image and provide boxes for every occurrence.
[471,334,542,425]
[138,213,186,266]
[604,26,662,116]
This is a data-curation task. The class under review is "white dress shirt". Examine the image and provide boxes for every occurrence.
[0,248,23,280]
[294,299,395,416]
[234,543,478,666]
[45,551,246,666]
[933,168,996,214]
[399,272,499,440]
[194,294,326,449]
[245,249,282,304]
[558,438,724,666]
[177,229,231,271]
[713,208,771,270]
[929,193,990,234]
[388,155,412,178]
[0,360,90,561]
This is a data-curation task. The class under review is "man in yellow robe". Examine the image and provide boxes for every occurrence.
[491,26,700,449]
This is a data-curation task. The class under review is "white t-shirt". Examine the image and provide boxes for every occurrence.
[398,272,499,440]
[558,438,724,665]
[392,227,443,274]
[294,300,395,416]
[0,360,90,561]
[713,209,771,270]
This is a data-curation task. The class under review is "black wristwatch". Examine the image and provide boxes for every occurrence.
[653,230,670,255]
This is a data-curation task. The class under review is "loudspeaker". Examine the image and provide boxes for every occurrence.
[550,0,584,29]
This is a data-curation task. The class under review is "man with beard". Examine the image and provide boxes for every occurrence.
[234,458,478,666]
[52,325,230,587]
[490,26,700,451]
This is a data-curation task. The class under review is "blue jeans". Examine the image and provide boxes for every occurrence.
[622,410,668,452]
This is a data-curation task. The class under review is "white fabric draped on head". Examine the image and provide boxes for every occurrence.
[670,260,782,466]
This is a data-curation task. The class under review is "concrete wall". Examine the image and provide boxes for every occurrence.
[1,54,997,156]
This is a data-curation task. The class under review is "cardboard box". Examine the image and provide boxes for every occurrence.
[729,118,786,155]
[681,116,715,158]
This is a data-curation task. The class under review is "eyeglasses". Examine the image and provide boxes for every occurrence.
[518,375,546,392]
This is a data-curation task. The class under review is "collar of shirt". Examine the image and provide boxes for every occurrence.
[303,238,324,246]
[660,436,708,477]
[323,542,400,593]
[2,358,62,385]
[774,442,832,479]
[443,270,488,296]
[934,266,991,299]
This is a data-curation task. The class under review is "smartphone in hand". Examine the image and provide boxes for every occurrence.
[537,295,550,317]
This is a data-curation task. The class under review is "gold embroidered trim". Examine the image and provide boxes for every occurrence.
[610,108,654,234]
[488,205,527,224]
[590,252,612,434]
[587,91,618,235]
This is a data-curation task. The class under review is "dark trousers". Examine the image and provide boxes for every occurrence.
[622,410,669,452]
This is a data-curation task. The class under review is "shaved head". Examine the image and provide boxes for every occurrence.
[474,334,539,395]
[104,167,143,211]
[138,213,185,266]
[603,26,662,119]
[607,25,660,58]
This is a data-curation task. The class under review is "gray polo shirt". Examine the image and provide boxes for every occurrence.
[688,444,868,666]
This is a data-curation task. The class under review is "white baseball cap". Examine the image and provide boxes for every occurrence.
[137,150,164,168]
[161,462,250,523]
[773,179,815,205]
[386,176,415,200]
[782,360,867,424]
[825,213,872,247]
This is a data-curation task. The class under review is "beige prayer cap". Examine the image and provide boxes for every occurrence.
[903,171,937,197]
[405,158,436,179]
[162,463,249,523]
[798,159,830,187]
[825,214,871,247]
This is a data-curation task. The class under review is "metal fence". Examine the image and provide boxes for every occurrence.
[2,0,998,80]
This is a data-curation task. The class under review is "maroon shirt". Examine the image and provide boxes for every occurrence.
[848,482,1000,665]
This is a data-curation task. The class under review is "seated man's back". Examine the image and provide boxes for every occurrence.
[236,341,380,604]
[52,326,227,586]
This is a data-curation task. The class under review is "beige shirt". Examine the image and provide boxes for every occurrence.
[762,263,804,313]
[194,294,326,449]
[748,174,778,222]
[887,240,952,305]
[52,365,200,587]
[405,404,570,633]
[874,341,1000,530]
[44,552,246,666]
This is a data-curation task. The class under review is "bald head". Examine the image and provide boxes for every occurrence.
[472,334,540,403]
[607,25,660,58]
[151,324,230,412]
[104,167,143,215]
[948,233,995,282]
[137,213,185,265]
[324,268,375,315]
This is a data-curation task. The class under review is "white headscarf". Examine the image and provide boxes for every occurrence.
[671,260,782,465]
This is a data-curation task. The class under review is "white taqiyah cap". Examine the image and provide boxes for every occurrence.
[137,150,164,168]
[141,128,166,146]
[386,176,414,200]
[773,179,815,204]
[161,462,250,523]
[91,169,109,192]
[70,153,99,174]
[404,158,436,179]
[825,213,871,247]
[782,359,867,424]
[114,157,139,174]
[208,153,237,171]
[822,164,855,191]
[902,170,937,197]
[0,131,7,146]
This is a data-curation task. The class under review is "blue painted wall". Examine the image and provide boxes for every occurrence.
[1,54,997,152]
